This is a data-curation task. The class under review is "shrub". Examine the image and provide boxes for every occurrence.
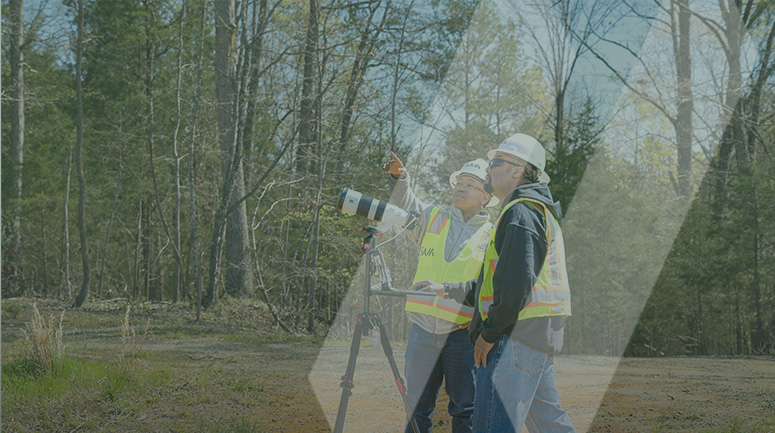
[21,304,66,376]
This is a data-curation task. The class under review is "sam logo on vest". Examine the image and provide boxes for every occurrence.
[419,246,435,257]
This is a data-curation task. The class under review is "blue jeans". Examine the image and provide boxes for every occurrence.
[473,335,575,433]
[404,324,476,433]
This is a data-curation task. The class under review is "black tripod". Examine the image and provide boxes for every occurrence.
[333,225,434,433]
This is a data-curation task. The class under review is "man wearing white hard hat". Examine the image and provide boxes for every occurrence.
[382,154,495,433]
[414,133,575,432]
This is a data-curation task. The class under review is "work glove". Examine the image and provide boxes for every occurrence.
[381,151,407,178]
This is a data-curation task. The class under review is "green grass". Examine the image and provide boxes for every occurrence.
[2,355,135,404]
[145,367,173,386]
[650,412,675,432]
[755,385,775,398]
[0,351,182,432]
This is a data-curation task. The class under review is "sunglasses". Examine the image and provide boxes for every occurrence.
[488,158,522,169]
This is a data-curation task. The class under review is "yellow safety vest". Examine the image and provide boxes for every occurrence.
[406,207,492,324]
[478,198,571,321]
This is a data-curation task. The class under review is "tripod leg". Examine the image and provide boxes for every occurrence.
[372,313,421,433]
[333,313,367,433]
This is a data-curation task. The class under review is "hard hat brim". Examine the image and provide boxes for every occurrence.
[448,171,485,188]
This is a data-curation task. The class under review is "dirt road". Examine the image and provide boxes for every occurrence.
[311,341,775,432]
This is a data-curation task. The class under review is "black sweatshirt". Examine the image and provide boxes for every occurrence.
[446,182,567,354]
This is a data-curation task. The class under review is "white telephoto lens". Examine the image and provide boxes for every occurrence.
[337,188,408,227]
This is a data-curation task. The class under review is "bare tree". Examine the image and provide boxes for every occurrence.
[241,0,270,185]
[146,5,160,301]
[172,1,186,303]
[219,0,254,300]
[8,0,25,290]
[61,141,73,299]
[190,0,207,320]
[73,0,90,308]
[673,0,693,198]
[565,0,695,198]
[292,0,320,330]
[692,0,770,196]
[295,0,319,175]
[518,0,590,151]
[205,0,255,307]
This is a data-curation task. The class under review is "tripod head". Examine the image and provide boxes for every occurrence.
[361,225,382,252]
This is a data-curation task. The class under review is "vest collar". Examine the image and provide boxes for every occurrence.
[450,206,490,226]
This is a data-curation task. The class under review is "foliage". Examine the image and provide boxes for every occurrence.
[546,97,601,214]
[627,146,775,356]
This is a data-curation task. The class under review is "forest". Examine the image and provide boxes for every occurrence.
[2,0,774,358]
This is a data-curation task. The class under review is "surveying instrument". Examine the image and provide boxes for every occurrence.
[334,189,435,433]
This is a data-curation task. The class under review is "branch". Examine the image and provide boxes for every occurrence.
[228,109,295,216]
[569,26,676,124]
[689,7,730,58]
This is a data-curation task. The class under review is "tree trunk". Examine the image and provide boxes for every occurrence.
[172,2,185,304]
[9,0,25,290]
[307,114,326,334]
[191,0,206,319]
[751,189,763,351]
[73,0,90,308]
[133,200,142,300]
[241,0,269,185]
[724,1,746,168]
[673,0,693,198]
[98,167,123,299]
[295,0,319,174]
[61,142,73,299]
[214,0,253,300]
[281,182,292,304]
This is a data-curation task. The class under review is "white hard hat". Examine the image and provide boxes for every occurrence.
[449,158,499,207]
[487,133,550,183]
